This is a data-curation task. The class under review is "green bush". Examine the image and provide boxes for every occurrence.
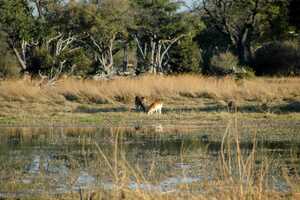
[0,52,20,78]
[0,33,20,78]
[169,37,202,73]
[67,48,93,76]
[28,47,55,74]
[209,51,239,75]
[235,66,256,80]
[253,41,300,76]
[29,46,93,76]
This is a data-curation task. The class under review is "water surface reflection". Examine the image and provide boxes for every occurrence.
[0,126,299,198]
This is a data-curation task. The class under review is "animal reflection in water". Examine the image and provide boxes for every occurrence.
[134,96,163,115]
[134,123,164,132]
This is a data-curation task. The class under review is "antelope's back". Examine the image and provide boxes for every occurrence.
[148,100,163,112]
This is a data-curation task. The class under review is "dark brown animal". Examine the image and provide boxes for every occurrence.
[135,96,146,112]
[227,100,237,112]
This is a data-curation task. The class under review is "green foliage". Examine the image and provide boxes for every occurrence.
[253,41,300,76]
[132,0,202,73]
[28,45,92,76]
[0,0,297,78]
[257,1,290,41]
[30,47,53,71]
[209,52,256,78]
[0,32,20,78]
[68,49,93,76]
[73,0,133,73]
[196,26,232,73]
[0,53,20,78]
[132,0,181,38]
[0,0,35,42]
[235,66,256,80]
[201,0,290,65]
[169,37,202,73]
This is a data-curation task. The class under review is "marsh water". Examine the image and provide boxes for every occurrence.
[0,125,300,198]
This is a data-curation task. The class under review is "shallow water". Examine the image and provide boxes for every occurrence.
[0,126,299,198]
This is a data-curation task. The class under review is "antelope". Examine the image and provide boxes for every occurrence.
[134,96,163,114]
[135,96,146,112]
[147,100,163,115]
[227,100,237,112]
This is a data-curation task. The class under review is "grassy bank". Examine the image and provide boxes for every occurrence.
[0,75,299,127]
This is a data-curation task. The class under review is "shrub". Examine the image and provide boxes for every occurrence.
[235,66,256,80]
[196,25,232,74]
[0,54,20,78]
[0,34,20,78]
[67,48,93,76]
[209,51,239,75]
[169,37,202,73]
[253,41,300,76]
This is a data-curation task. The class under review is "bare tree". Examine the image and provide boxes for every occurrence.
[135,34,185,74]
[89,34,116,75]
[9,39,29,72]
[37,32,77,86]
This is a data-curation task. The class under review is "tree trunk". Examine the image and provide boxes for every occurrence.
[12,46,27,71]
[237,28,252,65]
[7,38,27,71]
[99,51,113,75]
[150,39,156,73]
[156,42,162,72]
[107,38,114,73]
[123,42,129,72]
[237,42,252,65]
[96,37,115,75]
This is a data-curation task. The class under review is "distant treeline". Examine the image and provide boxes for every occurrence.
[0,0,299,79]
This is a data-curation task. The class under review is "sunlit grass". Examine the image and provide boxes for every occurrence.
[0,75,299,104]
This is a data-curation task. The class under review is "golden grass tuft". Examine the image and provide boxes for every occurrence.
[0,75,299,105]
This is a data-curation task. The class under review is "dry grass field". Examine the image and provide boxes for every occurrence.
[0,75,299,127]
[2,75,300,103]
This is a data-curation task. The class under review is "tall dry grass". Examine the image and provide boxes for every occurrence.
[0,75,299,104]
